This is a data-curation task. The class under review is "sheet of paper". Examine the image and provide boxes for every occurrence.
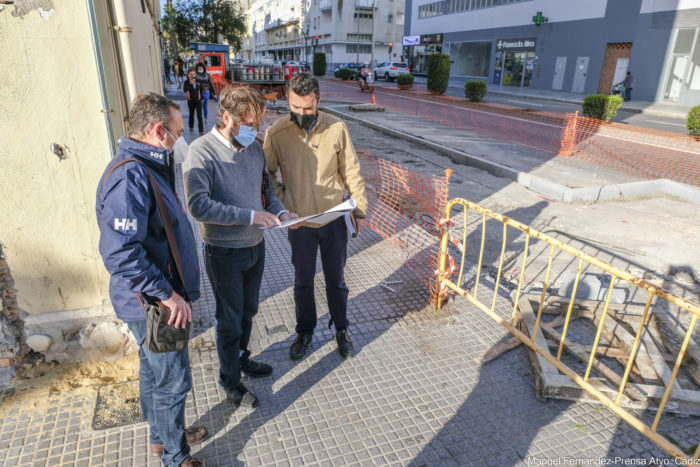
[264,199,356,230]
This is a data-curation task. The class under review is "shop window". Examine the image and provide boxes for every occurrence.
[674,29,695,54]
[447,41,491,77]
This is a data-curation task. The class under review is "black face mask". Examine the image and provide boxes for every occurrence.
[290,111,316,130]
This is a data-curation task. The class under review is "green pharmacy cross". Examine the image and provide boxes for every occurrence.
[532,11,548,26]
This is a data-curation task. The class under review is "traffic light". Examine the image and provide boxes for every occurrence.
[314,36,319,46]
[388,42,393,54]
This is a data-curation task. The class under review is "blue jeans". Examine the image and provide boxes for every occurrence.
[204,241,265,391]
[288,217,349,334]
[127,320,192,467]
[202,91,211,120]
[624,87,632,101]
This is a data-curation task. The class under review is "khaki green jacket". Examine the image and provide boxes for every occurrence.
[263,111,368,227]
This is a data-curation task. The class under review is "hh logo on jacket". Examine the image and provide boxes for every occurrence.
[114,218,137,231]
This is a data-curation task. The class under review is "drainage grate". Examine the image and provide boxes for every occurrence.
[92,380,144,430]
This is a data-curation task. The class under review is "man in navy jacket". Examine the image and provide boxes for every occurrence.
[96,93,206,467]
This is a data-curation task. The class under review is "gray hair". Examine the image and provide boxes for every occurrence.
[128,93,180,138]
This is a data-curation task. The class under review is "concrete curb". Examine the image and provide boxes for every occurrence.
[323,105,700,205]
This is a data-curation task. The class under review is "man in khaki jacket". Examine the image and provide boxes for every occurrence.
[264,74,368,360]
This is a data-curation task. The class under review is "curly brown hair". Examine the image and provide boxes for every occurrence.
[215,85,266,129]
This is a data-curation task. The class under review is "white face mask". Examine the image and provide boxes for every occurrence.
[159,126,177,150]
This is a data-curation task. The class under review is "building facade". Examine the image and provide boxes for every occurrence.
[1,0,165,365]
[404,0,700,104]
[243,0,406,70]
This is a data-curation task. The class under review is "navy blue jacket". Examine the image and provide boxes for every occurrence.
[96,137,201,321]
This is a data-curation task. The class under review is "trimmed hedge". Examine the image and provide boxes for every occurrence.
[427,53,451,95]
[464,80,487,102]
[313,52,326,76]
[688,105,700,137]
[582,94,623,121]
[396,73,414,86]
[336,67,353,80]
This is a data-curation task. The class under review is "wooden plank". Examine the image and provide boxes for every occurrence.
[576,309,660,383]
[517,296,560,378]
[540,324,646,401]
[639,326,684,397]
[476,334,523,364]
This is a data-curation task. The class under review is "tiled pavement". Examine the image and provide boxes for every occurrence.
[0,87,697,466]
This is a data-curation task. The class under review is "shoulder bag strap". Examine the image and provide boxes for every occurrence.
[105,158,192,302]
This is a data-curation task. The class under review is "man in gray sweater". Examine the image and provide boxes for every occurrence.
[183,86,300,407]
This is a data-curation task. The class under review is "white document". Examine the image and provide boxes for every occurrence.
[265,199,357,230]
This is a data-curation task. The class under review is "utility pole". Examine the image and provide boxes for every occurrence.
[370,0,375,67]
[356,11,360,63]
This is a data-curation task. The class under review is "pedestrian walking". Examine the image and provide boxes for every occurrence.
[174,58,182,88]
[623,71,634,101]
[183,85,301,407]
[195,63,217,122]
[96,92,207,467]
[263,74,368,361]
[163,56,172,86]
[183,68,204,135]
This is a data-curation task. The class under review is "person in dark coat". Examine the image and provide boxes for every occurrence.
[96,92,207,467]
[195,62,217,122]
[623,71,635,101]
[183,68,204,135]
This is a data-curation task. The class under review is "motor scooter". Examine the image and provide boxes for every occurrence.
[358,71,374,92]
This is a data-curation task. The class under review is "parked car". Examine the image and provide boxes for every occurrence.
[374,62,410,82]
[334,62,364,79]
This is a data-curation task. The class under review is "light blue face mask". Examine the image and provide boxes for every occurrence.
[233,125,257,148]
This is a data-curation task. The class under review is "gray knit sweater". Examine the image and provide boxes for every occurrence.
[183,130,286,248]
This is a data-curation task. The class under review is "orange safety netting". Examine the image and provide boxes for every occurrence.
[357,151,451,300]
[559,112,700,186]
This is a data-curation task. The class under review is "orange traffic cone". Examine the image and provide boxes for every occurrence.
[371,91,376,105]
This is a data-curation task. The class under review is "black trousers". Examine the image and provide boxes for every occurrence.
[187,100,203,132]
[204,242,265,391]
[288,217,349,334]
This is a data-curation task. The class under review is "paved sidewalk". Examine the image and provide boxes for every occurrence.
[0,85,696,466]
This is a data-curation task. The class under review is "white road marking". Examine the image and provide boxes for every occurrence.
[643,120,686,127]
[509,100,544,107]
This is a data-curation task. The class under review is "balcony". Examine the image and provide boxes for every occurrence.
[320,0,332,11]
[355,0,373,9]
[264,13,300,30]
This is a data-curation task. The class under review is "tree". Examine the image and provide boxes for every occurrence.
[170,0,246,52]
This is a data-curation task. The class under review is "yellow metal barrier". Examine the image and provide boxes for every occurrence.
[436,198,700,464]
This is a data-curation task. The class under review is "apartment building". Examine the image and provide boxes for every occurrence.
[404,0,700,104]
[243,0,406,70]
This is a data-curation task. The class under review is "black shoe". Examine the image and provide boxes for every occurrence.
[335,330,354,358]
[240,353,273,377]
[225,383,259,408]
[289,333,312,361]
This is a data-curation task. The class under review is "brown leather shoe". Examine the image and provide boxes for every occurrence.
[180,456,204,467]
[185,426,208,445]
[149,426,207,457]
[150,443,164,456]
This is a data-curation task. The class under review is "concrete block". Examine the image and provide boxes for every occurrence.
[597,286,628,303]
[26,334,52,353]
[558,272,602,300]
